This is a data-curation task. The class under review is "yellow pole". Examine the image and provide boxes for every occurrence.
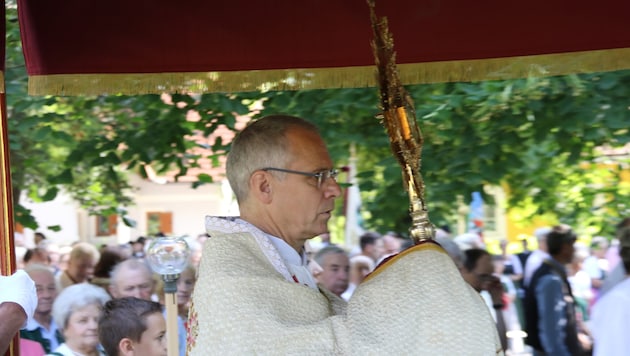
[164,291,179,356]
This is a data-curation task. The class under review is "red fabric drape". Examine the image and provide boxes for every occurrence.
[17,0,630,74]
[16,0,630,94]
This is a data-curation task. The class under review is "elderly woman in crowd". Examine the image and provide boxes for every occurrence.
[48,283,110,356]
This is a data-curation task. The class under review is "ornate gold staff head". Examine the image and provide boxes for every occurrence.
[368,0,435,243]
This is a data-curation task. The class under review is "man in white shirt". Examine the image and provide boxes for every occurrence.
[20,264,62,353]
[590,225,630,356]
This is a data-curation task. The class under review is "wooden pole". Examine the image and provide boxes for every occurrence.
[164,291,179,356]
[1,1,18,353]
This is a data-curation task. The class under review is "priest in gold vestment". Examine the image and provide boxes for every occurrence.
[187,115,502,355]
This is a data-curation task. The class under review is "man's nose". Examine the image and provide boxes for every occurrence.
[324,179,342,198]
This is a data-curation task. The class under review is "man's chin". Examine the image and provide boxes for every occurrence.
[318,213,333,227]
[311,230,329,239]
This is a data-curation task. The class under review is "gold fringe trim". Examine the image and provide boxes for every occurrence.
[0,71,5,94]
[28,47,630,96]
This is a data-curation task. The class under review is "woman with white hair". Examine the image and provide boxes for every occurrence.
[47,283,110,356]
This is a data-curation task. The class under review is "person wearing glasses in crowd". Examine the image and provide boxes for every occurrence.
[188,115,502,355]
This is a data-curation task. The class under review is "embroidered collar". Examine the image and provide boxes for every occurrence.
[205,216,316,288]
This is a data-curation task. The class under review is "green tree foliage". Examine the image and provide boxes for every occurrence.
[418,74,630,236]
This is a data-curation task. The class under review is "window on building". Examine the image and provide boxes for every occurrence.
[14,222,24,234]
[146,212,172,236]
[96,215,117,236]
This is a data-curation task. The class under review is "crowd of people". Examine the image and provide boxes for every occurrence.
[9,214,627,355]
[305,219,630,356]
[4,231,206,355]
[1,114,627,355]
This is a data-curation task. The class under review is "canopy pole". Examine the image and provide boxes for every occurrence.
[0,92,16,274]
[0,93,19,355]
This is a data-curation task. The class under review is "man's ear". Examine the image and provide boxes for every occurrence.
[249,170,273,204]
[119,338,134,356]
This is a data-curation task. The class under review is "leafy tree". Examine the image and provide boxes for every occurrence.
[418,73,630,236]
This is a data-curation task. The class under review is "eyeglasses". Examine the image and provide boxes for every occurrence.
[262,167,339,189]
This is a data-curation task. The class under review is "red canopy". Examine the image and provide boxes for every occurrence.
[16,0,630,95]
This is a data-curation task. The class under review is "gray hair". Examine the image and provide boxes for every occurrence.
[24,263,56,278]
[314,245,348,266]
[52,283,110,329]
[109,258,153,287]
[226,115,320,202]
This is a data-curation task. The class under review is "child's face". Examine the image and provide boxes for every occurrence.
[176,268,196,306]
[132,312,167,356]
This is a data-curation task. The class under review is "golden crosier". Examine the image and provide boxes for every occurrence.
[369,0,436,244]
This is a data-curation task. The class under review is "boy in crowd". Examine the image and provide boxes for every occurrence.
[98,297,167,356]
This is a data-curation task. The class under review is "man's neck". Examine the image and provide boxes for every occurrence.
[33,312,52,330]
[240,213,304,252]
[550,255,569,268]
[64,270,80,284]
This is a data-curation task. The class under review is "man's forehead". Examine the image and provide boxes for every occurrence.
[33,275,55,285]
[475,255,494,272]
[118,279,153,289]
[118,269,152,282]
[323,253,349,265]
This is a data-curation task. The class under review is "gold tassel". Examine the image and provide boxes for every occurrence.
[26,47,630,96]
